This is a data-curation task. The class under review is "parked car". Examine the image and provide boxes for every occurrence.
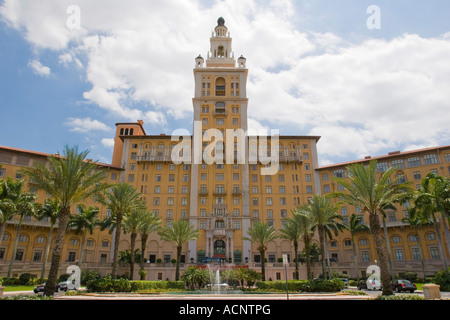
[392,279,417,293]
[357,279,382,291]
[339,278,349,287]
[34,281,68,294]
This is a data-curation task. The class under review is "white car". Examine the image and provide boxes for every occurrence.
[366,279,382,290]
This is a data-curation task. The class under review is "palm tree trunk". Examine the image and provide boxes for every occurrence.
[351,234,360,280]
[369,212,393,295]
[440,211,450,259]
[111,213,123,278]
[44,206,71,296]
[129,232,137,280]
[7,216,23,279]
[415,230,427,278]
[0,222,6,248]
[382,217,395,279]
[40,224,54,282]
[79,229,87,269]
[260,249,266,281]
[432,216,448,269]
[175,245,182,281]
[318,226,327,279]
[304,235,312,280]
[140,233,149,280]
[293,240,299,280]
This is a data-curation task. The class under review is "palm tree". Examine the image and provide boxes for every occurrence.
[0,179,16,248]
[23,145,109,296]
[292,207,316,280]
[243,222,278,281]
[2,178,37,279]
[348,213,370,280]
[278,216,303,280]
[158,220,199,281]
[36,198,60,282]
[122,209,159,279]
[97,182,144,278]
[402,207,432,278]
[298,194,345,279]
[67,204,100,269]
[137,210,160,280]
[331,159,413,295]
[413,173,450,269]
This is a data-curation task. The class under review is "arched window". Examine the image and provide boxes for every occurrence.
[120,128,124,135]
[215,77,225,96]
[218,46,224,57]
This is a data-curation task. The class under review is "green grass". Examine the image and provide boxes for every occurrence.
[415,283,425,290]
[3,285,35,292]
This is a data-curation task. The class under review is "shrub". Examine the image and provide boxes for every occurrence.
[81,269,101,285]
[432,267,450,292]
[255,278,344,293]
[376,294,424,300]
[86,276,132,293]
[19,273,36,285]
[130,280,184,292]
[0,294,53,300]
[400,272,418,282]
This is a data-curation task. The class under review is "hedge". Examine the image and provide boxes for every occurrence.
[255,279,345,293]
[86,277,184,293]
[130,280,185,291]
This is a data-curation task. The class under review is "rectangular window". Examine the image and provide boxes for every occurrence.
[334,169,345,178]
[377,162,389,172]
[394,249,404,261]
[392,159,405,169]
[408,156,421,167]
[424,154,438,165]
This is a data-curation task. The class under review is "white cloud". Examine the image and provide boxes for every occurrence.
[2,0,450,164]
[101,138,115,149]
[28,59,51,77]
[64,117,111,133]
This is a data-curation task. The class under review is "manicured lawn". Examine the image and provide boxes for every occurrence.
[415,283,425,291]
[3,285,35,292]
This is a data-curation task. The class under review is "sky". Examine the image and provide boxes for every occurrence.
[0,0,449,166]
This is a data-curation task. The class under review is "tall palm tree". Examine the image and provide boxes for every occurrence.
[278,216,303,280]
[2,178,37,279]
[292,207,316,280]
[23,145,109,296]
[67,204,100,269]
[158,220,199,281]
[331,159,413,295]
[298,194,346,279]
[36,198,60,282]
[137,210,160,280]
[0,178,16,248]
[243,221,278,281]
[97,183,144,278]
[413,173,450,269]
[348,213,370,280]
[402,207,432,278]
[122,209,141,279]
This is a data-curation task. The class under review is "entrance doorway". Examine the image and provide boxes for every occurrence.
[213,239,226,257]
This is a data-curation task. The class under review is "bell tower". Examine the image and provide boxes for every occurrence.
[189,17,251,264]
[206,17,235,68]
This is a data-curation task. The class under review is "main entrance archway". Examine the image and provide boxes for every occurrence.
[213,239,226,257]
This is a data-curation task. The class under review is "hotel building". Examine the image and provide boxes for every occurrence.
[0,18,448,281]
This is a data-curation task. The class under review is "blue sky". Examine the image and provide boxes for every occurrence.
[0,0,449,166]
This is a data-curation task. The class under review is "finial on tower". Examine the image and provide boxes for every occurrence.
[217,17,225,26]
